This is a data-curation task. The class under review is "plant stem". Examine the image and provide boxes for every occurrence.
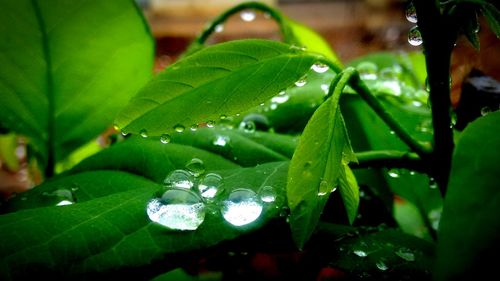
[352,150,425,172]
[413,0,455,196]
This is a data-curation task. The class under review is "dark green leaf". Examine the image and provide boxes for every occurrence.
[0,161,289,279]
[0,0,154,166]
[115,39,321,136]
[338,164,360,224]
[435,111,500,281]
[482,4,500,37]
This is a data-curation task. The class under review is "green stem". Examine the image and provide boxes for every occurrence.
[32,0,55,178]
[413,0,455,196]
[352,150,425,172]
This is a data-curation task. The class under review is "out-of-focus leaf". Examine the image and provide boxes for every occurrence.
[338,164,360,225]
[0,133,19,171]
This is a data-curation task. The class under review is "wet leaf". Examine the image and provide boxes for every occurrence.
[435,111,500,281]
[338,164,360,224]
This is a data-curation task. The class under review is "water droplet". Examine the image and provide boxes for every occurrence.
[121,131,129,137]
[481,106,492,116]
[395,248,416,261]
[221,188,263,226]
[113,124,120,131]
[295,78,307,87]
[353,250,368,257]
[186,158,205,177]
[146,189,205,230]
[56,200,74,206]
[406,2,418,23]
[311,63,329,73]
[379,67,399,80]
[375,260,388,271]
[429,178,438,189]
[271,94,290,104]
[289,45,307,51]
[164,169,195,189]
[240,10,256,22]
[239,120,256,133]
[198,173,223,200]
[357,62,378,80]
[428,208,442,230]
[321,84,329,95]
[213,135,230,147]
[219,114,227,120]
[259,186,276,203]
[388,169,400,178]
[140,129,148,138]
[174,124,185,133]
[214,23,224,33]
[47,189,76,206]
[206,120,215,128]
[160,134,171,144]
[318,180,333,196]
[190,124,198,131]
[408,26,423,46]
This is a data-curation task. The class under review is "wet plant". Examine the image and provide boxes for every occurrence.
[0,0,499,280]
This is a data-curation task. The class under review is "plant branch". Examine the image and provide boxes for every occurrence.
[413,0,456,196]
[351,150,426,172]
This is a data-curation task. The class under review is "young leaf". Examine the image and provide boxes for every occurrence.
[338,164,360,224]
[435,111,500,281]
[287,70,357,248]
[0,0,154,169]
[0,161,289,279]
[115,39,321,136]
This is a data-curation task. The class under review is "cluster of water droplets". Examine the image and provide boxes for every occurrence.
[146,158,278,230]
[348,241,418,273]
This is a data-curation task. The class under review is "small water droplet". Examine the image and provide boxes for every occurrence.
[295,78,307,87]
[140,129,148,138]
[428,208,442,230]
[481,106,492,116]
[56,200,74,206]
[271,94,290,104]
[190,124,198,131]
[213,135,230,147]
[395,247,416,261]
[198,173,223,200]
[121,131,129,137]
[220,114,227,120]
[48,189,76,206]
[186,158,205,177]
[174,124,185,133]
[146,189,205,230]
[221,188,263,226]
[406,2,418,23]
[376,260,388,271]
[388,169,400,178]
[113,124,120,131]
[357,62,378,80]
[206,120,215,128]
[240,10,256,22]
[311,63,329,73]
[429,178,438,189]
[164,170,195,189]
[160,134,171,144]
[214,23,224,33]
[259,186,276,203]
[408,26,423,46]
[379,67,399,80]
[321,84,329,95]
[389,130,396,135]
[289,45,307,51]
[353,250,368,257]
[239,120,256,133]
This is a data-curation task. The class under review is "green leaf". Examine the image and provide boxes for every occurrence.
[115,39,321,136]
[0,133,19,171]
[435,111,500,281]
[0,161,289,279]
[287,81,356,248]
[338,164,360,224]
[482,3,500,37]
[0,0,154,167]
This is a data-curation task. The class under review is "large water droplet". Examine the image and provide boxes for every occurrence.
[240,10,256,22]
[406,2,418,23]
[146,189,205,230]
[164,169,195,189]
[353,250,368,257]
[160,134,171,144]
[375,260,388,271]
[408,26,423,46]
[174,124,185,133]
[198,173,223,200]
[186,158,205,177]
[239,120,256,133]
[311,63,329,73]
[259,186,276,203]
[318,180,332,196]
[395,247,416,261]
[357,62,378,80]
[140,129,148,138]
[45,189,75,206]
[221,189,263,226]
[214,23,224,33]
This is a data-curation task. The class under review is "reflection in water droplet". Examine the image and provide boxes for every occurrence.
[357,62,378,80]
[259,186,276,203]
[239,120,256,133]
[240,10,256,22]
[48,189,75,206]
[174,124,185,133]
[56,200,74,206]
[376,260,388,271]
[295,78,307,87]
[146,189,205,230]
[214,23,224,33]
[222,189,263,226]
[408,26,423,46]
[198,173,223,200]
[395,248,416,261]
[388,169,400,178]
[353,250,368,257]
[190,124,198,131]
[311,63,329,73]
[406,2,418,23]
[160,134,171,144]
[186,158,205,177]
[140,129,148,138]
[271,94,290,104]
[164,169,195,189]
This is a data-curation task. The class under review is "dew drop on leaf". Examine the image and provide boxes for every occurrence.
[375,260,389,271]
[160,134,171,144]
[481,106,492,116]
[271,94,290,104]
[140,129,148,138]
[295,77,307,87]
[258,186,276,203]
[311,63,329,73]
[206,120,215,128]
[395,247,416,261]
[174,124,185,133]
[357,62,378,80]
[221,188,263,226]
[408,26,423,46]
[164,169,195,189]
[213,135,230,147]
[406,2,418,23]
[146,189,205,230]
[239,120,256,133]
[198,173,223,200]
[387,169,400,178]
[186,158,205,177]
[353,249,368,257]
[240,10,256,22]
[190,124,198,131]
